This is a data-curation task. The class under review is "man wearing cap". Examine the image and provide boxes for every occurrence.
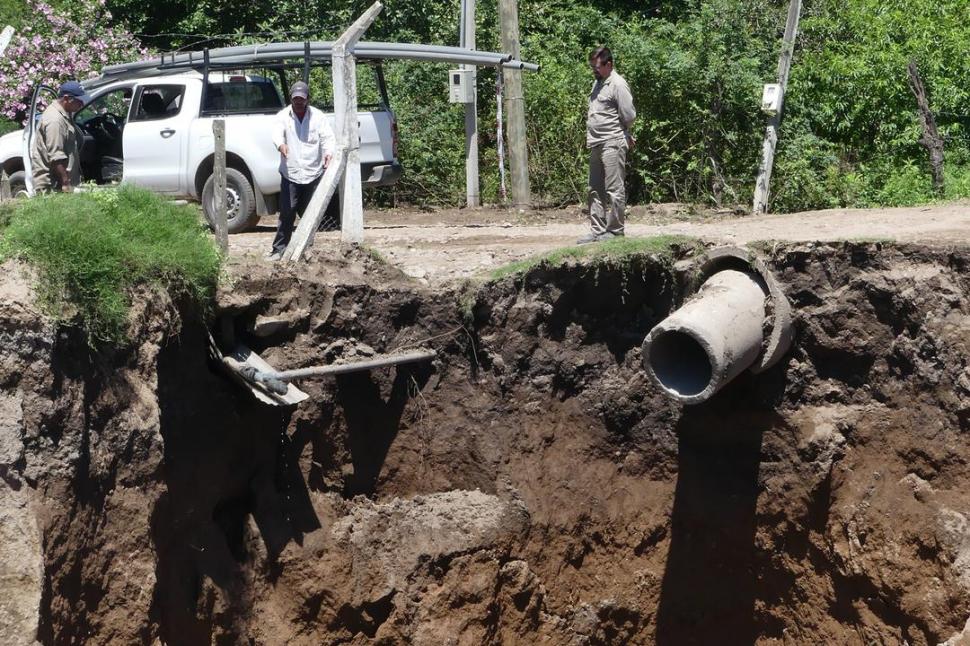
[30,80,90,193]
[268,80,337,260]
[577,46,637,245]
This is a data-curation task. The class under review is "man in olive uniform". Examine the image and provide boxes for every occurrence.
[30,80,90,193]
[577,47,637,244]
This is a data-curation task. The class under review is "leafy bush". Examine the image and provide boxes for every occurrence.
[0,185,222,343]
[18,0,970,213]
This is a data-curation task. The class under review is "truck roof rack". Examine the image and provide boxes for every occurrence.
[83,40,538,91]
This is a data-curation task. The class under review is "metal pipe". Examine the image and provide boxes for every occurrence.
[100,41,533,76]
[268,349,436,381]
[203,49,521,70]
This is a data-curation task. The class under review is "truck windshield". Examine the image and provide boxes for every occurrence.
[203,80,283,113]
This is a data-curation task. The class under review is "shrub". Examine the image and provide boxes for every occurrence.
[0,0,147,123]
[0,185,222,343]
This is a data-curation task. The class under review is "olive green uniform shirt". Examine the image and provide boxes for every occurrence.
[586,71,636,148]
[30,101,82,192]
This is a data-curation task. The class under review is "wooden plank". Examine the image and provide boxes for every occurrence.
[752,0,802,214]
[212,119,229,252]
[282,147,347,261]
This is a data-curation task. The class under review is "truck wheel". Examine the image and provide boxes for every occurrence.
[8,171,29,199]
[202,167,258,234]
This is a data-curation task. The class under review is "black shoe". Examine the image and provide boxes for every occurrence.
[597,231,624,241]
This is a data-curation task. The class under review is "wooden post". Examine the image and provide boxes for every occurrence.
[752,0,802,214]
[907,60,945,196]
[461,0,480,207]
[212,119,229,252]
[498,0,531,209]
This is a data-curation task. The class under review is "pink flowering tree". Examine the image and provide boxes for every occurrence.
[0,0,148,123]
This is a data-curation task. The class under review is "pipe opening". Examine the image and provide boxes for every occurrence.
[648,330,713,398]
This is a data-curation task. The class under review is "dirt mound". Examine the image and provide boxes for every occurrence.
[0,242,968,645]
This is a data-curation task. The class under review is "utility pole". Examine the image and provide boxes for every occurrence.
[460,0,480,207]
[498,0,531,209]
[752,0,802,214]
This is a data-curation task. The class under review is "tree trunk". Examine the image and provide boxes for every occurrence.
[907,60,945,196]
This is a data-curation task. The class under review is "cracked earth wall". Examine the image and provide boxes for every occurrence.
[0,242,968,645]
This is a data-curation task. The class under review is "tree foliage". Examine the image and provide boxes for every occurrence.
[6,0,970,212]
[0,0,145,123]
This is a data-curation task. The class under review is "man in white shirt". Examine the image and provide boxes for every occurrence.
[268,81,337,260]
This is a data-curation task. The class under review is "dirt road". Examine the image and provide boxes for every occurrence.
[228,202,970,283]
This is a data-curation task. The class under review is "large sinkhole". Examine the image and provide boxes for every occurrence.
[1,243,968,645]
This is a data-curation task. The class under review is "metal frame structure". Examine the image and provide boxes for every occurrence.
[86,40,538,92]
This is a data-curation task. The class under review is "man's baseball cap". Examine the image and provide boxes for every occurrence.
[290,81,309,99]
[58,81,92,106]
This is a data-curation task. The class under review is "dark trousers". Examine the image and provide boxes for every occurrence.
[272,175,343,253]
[273,175,319,253]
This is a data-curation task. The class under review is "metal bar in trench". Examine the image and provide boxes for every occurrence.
[270,349,436,382]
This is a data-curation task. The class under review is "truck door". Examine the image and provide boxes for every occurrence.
[22,84,57,196]
[122,83,187,193]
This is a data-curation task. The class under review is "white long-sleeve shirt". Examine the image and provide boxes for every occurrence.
[271,105,337,184]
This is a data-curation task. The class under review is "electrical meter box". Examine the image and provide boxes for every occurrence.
[449,69,475,104]
[761,83,783,115]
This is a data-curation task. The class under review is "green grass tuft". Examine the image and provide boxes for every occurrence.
[0,185,223,343]
[488,234,700,280]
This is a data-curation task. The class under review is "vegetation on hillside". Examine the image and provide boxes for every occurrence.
[2,0,968,212]
[0,186,222,343]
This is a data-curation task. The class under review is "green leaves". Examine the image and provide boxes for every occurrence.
[97,0,970,211]
[0,186,222,344]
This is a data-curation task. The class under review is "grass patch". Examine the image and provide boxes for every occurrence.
[360,244,388,265]
[488,234,700,280]
[0,185,223,343]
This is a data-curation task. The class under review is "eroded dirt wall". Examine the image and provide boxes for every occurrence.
[1,244,968,645]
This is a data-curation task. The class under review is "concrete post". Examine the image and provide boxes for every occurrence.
[461,0,480,207]
[643,247,794,404]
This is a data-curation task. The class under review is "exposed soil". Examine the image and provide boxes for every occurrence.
[1,205,969,645]
[229,202,970,283]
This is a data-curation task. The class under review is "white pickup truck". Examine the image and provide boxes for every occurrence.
[0,66,401,232]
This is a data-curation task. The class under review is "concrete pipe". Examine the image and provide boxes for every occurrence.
[642,269,772,404]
